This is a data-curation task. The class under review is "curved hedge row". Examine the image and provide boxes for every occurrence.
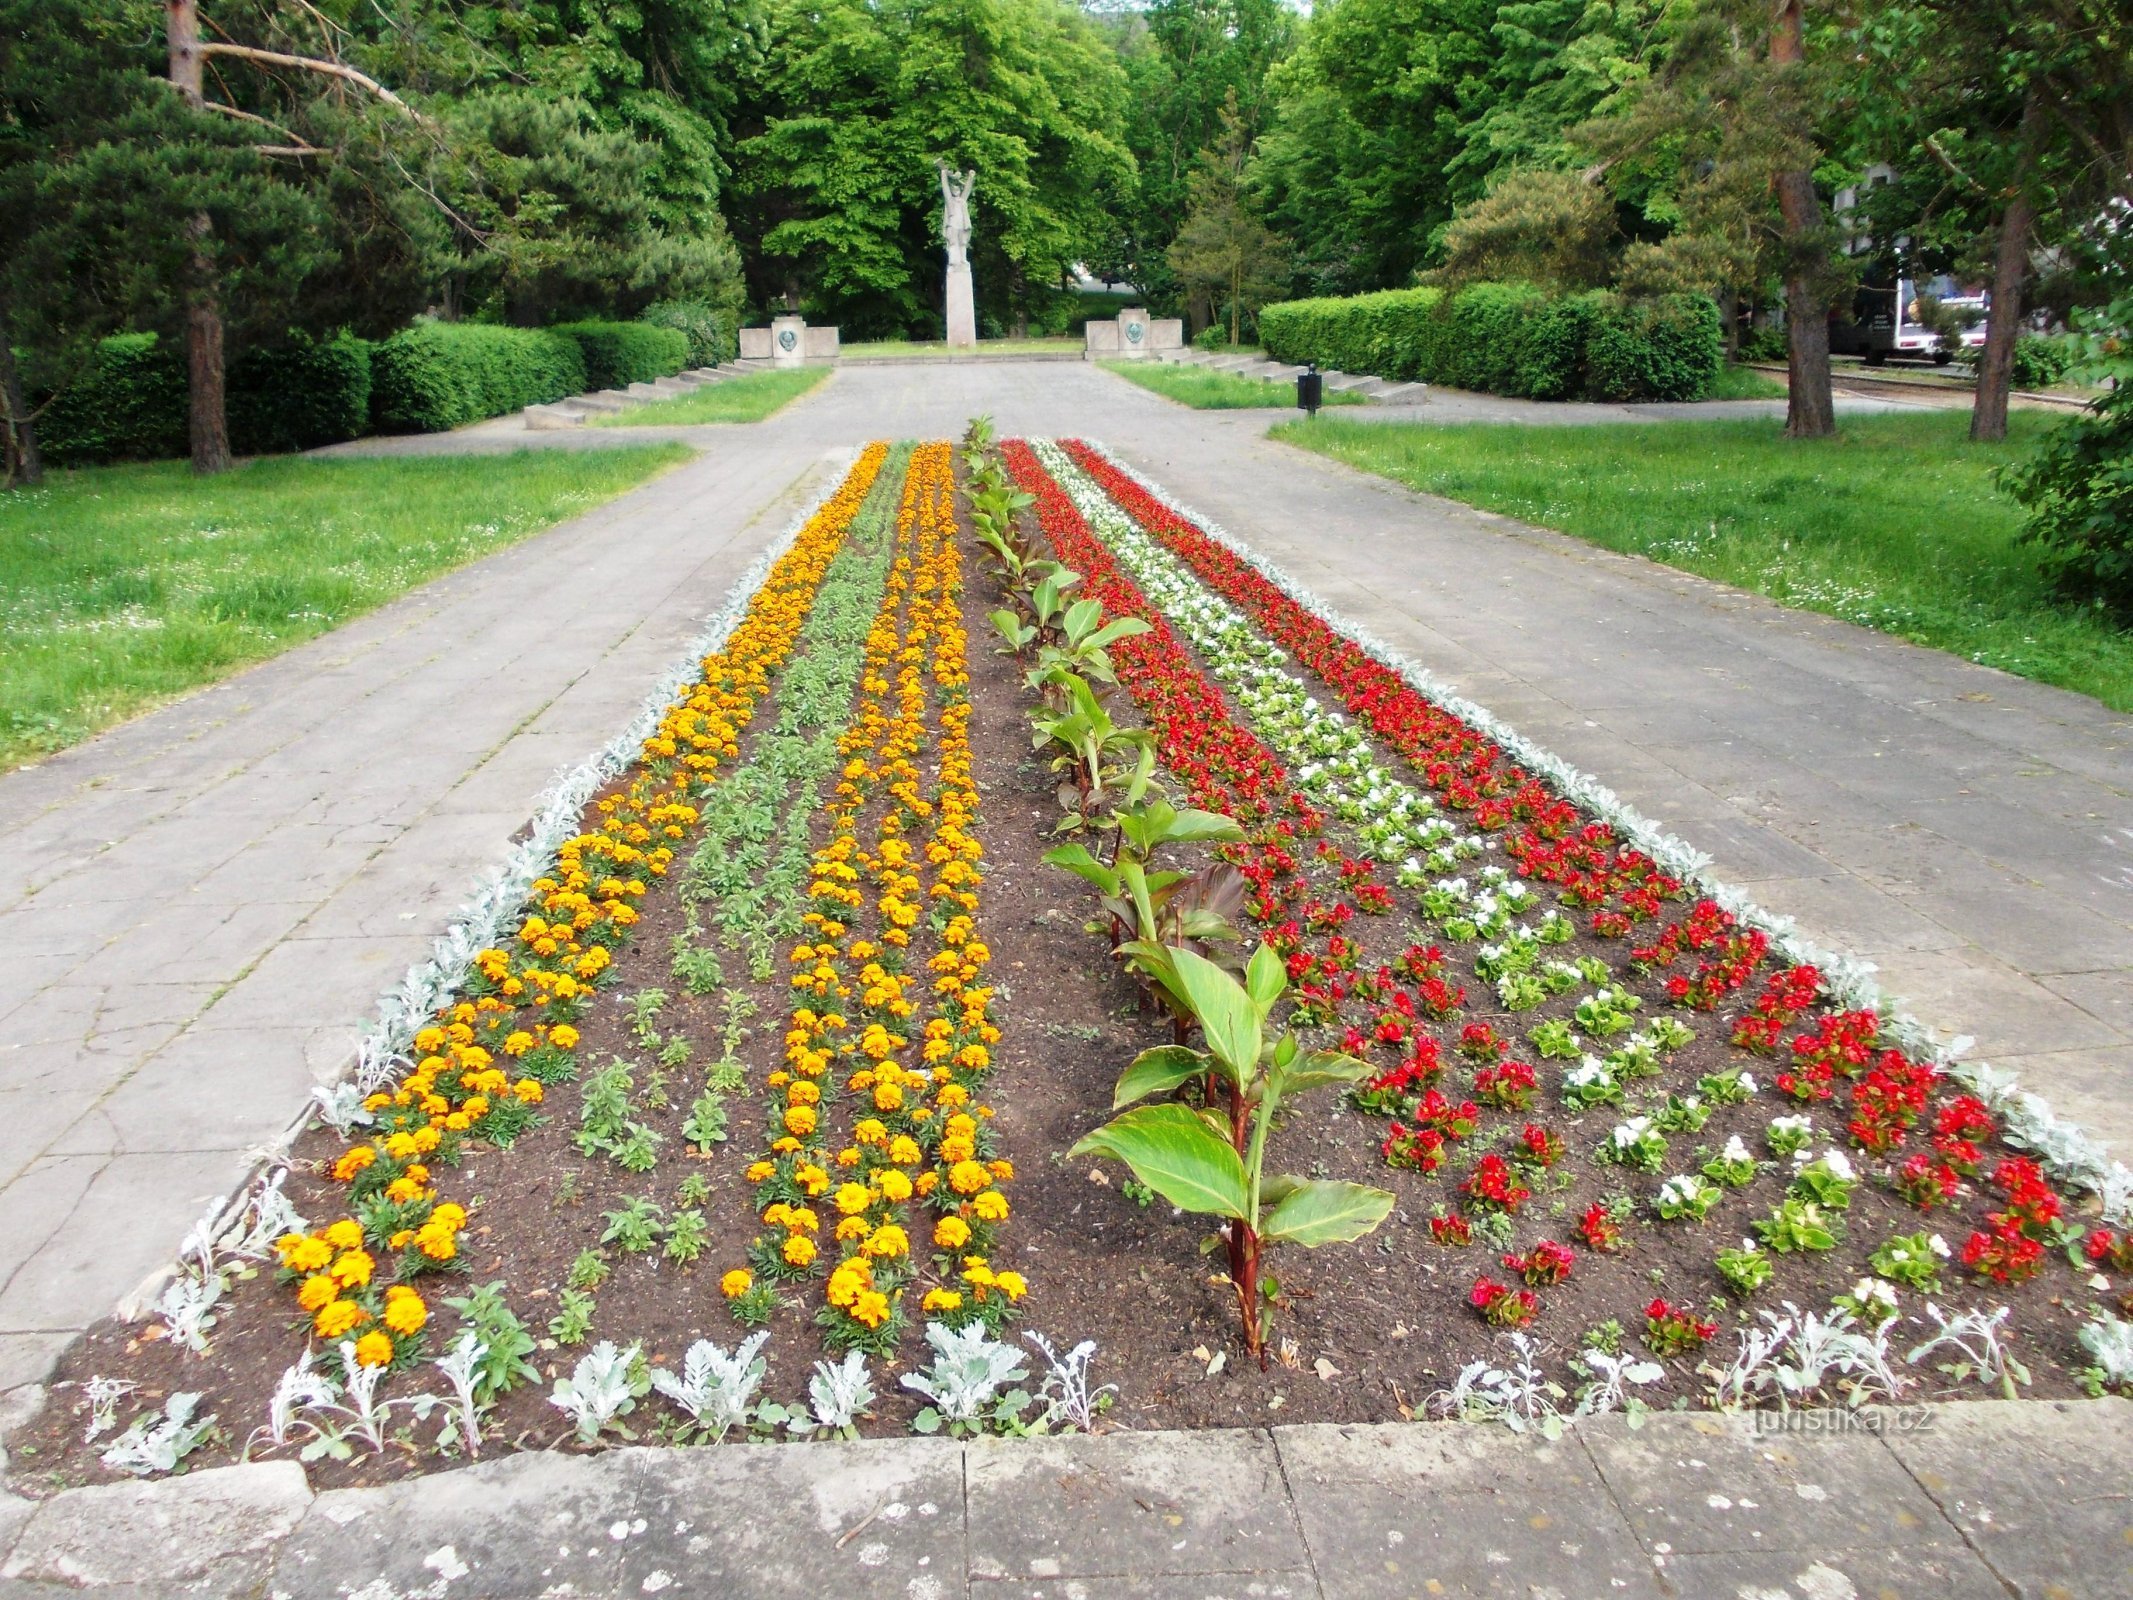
[549,320,690,391]
[1259,284,1722,403]
[370,321,586,433]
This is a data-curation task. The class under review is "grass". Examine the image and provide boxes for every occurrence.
[1706,363,1790,401]
[838,337,1084,358]
[0,445,690,769]
[591,367,829,425]
[1274,409,2133,711]
[1101,359,1367,411]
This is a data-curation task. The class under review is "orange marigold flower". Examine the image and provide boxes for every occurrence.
[314,1298,369,1339]
[352,1330,395,1368]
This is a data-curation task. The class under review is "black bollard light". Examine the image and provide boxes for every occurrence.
[1296,361,1323,418]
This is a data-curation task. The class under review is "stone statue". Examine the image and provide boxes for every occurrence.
[939,163,976,267]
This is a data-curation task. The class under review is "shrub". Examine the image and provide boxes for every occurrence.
[371,321,585,433]
[640,300,737,367]
[1260,283,1722,402]
[1963,334,2077,391]
[552,320,690,389]
[227,333,374,455]
[1739,324,1789,363]
[35,334,188,464]
[2004,383,2133,617]
[1581,294,1721,402]
[35,331,373,464]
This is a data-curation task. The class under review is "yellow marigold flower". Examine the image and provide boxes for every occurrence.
[332,1147,377,1182]
[863,1224,909,1259]
[889,1136,922,1166]
[933,1216,972,1250]
[549,1024,580,1049]
[833,1183,873,1217]
[462,1095,491,1119]
[443,1112,473,1132]
[851,1289,890,1329]
[877,1169,913,1204]
[994,1271,1028,1302]
[296,1273,340,1312]
[431,1203,467,1228]
[503,1031,534,1057]
[745,1161,776,1184]
[352,1330,395,1369]
[782,1234,818,1268]
[314,1298,369,1339]
[411,1126,442,1154]
[950,1160,992,1196]
[279,1234,333,1273]
[962,1262,997,1290]
[414,1226,458,1262]
[323,1219,365,1252]
[798,1164,831,1197]
[382,1292,427,1336]
[330,1249,375,1289]
[827,1261,869,1308]
[720,1269,753,1299]
[916,1171,940,1198]
[785,1207,819,1234]
[972,1190,1009,1223]
[989,1159,1015,1181]
[385,1176,427,1205]
[922,1287,964,1313]
[783,1104,819,1137]
[513,1078,544,1104]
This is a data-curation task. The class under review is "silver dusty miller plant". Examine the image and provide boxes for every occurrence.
[901,1321,1030,1435]
[100,1392,216,1477]
[649,1333,769,1442]
[797,1351,876,1439]
[1024,1332,1116,1432]
[550,1340,648,1444]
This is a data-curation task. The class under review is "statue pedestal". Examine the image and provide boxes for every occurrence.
[944,261,977,348]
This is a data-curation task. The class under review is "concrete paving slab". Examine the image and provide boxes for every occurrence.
[1,1461,309,1590]
[621,1438,966,1597]
[1577,1410,1965,1558]
[272,1450,634,1599]
[1276,1422,1661,1599]
[1887,1397,2133,1599]
[966,1429,1308,1582]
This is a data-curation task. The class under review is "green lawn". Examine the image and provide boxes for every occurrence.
[1275,410,2133,711]
[592,367,829,425]
[838,337,1084,358]
[0,445,690,769]
[1706,363,1789,400]
[1101,359,1366,411]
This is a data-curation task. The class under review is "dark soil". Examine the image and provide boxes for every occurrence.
[11,442,2118,1496]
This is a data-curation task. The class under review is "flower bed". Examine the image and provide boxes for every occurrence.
[20,428,2133,1488]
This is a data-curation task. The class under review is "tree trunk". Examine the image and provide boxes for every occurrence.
[0,300,42,488]
[1971,98,2041,444]
[1770,0,1835,439]
[167,0,231,474]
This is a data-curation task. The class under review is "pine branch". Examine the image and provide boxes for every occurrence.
[195,42,431,126]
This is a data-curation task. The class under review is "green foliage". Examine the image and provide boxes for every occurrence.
[736,0,1134,337]
[32,332,374,464]
[1260,284,1718,401]
[549,1288,598,1345]
[441,1281,542,1400]
[549,321,690,389]
[1277,409,2133,710]
[640,299,740,366]
[0,445,685,771]
[2006,383,2133,618]
[370,320,586,433]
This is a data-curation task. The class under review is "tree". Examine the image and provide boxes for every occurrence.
[1573,0,1848,437]
[734,0,1133,337]
[1167,93,1289,345]
[1429,167,1618,289]
[1850,0,2133,441]
[1100,0,1295,314]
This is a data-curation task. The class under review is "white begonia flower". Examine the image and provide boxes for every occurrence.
[1772,1115,1812,1135]
[1721,1135,1752,1164]
[1738,1072,1758,1094]
[1659,1176,1700,1206]
[1819,1150,1856,1182]
[1929,1234,1951,1258]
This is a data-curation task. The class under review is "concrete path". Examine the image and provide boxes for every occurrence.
[2,1400,2127,1597]
[1,358,2126,1400]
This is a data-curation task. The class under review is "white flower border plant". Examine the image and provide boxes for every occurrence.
[1069,438,2130,1222]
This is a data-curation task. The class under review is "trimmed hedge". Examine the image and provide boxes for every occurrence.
[35,332,374,464]
[370,321,585,433]
[1260,284,1722,402]
[550,320,690,390]
[639,300,738,368]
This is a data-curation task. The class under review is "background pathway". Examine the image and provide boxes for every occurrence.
[0,360,2125,1395]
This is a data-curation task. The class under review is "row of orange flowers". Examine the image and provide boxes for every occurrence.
[271,445,893,1366]
[730,439,1021,1354]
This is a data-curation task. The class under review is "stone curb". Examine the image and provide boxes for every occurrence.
[2,1400,2127,1596]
